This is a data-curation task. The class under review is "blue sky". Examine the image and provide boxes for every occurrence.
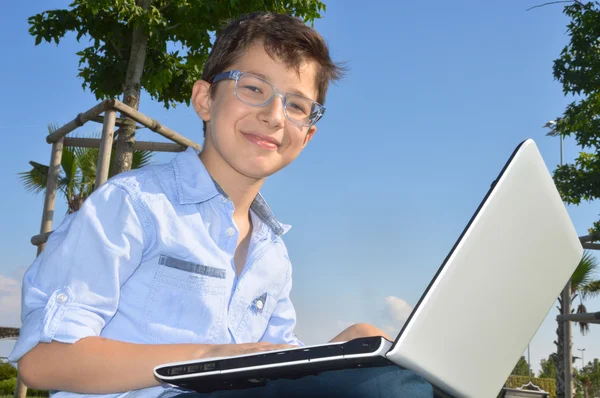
[1,0,599,376]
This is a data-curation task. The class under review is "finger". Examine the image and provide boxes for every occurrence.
[245,344,294,354]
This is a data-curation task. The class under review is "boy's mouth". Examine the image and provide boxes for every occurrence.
[242,132,280,150]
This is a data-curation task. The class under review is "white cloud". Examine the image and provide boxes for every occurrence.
[294,296,413,345]
[294,315,353,345]
[0,275,21,327]
[379,296,413,337]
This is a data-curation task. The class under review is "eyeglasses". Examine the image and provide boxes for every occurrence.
[210,70,326,127]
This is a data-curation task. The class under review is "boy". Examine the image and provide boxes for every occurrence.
[10,12,433,397]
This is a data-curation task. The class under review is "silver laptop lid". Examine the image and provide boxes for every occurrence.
[386,139,583,398]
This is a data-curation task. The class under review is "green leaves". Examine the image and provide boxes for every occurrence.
[511,356,532,377]
[554,152,600,206]
[18,161,49,195]
[570,251,599,292]
[28,0,327,108]
[18,124,154,213]
[573,358,600,397]
[552,1,600,236]
[538,354,558,380]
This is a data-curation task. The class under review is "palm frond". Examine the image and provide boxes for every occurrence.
[60,146,79,195]
[17,161,49,194]
[580,280,600,300]
[57,175,70,197]
[571,251,599,291]
[132,149,153,169]
[21,125,155,212]
[576,303,590,335]
[76,146,99,187]
[46,123,60,136]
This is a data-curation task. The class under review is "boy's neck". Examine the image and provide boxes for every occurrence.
[198,150,264,217]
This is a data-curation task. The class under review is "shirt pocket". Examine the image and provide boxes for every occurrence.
[231,292,277,343]
[141,255,226,344]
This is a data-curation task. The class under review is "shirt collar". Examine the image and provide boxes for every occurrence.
[172,146,291,236]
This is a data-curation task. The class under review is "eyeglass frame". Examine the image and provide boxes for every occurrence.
[209,69,326,127]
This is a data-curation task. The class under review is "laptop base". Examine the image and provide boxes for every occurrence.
[170,355,393,393]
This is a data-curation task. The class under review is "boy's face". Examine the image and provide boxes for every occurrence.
[192,41,318,180]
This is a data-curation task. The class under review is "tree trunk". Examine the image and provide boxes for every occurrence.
[556,297,566,398]
[556,287,575,398]
[563,283,573,398]
[111,0,151,175]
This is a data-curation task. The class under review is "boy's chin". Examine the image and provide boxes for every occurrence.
[232,159,286,180]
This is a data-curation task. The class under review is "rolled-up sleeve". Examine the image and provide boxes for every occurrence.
[9,182,146,363]
[260,265,304,347]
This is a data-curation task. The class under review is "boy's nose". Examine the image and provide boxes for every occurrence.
[258,95,286,128]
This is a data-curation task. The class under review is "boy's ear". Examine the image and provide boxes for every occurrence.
[192,80,212,121]
[302,126,317,148]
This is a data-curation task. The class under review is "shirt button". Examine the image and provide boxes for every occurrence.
[256,299,264,310]
[56,293,68,304]
[220,196,228,203]
[225,227,235,237]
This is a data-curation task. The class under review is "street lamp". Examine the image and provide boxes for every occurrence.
[543,120,563,166]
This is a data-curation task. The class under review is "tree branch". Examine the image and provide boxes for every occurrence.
[164,22,182,32]
[157,2,171,12]
[109,38,122,59]
[526,0,583,11]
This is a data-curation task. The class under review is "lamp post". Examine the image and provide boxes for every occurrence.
[543,120,563,165]
[544,120,572,398]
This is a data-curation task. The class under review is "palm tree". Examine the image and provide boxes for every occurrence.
[555,251,600,397]
[19,124,153,213]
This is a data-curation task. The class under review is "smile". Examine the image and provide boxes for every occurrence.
[242,133,280,150]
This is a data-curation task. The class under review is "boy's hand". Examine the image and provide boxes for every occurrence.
[203,342,297,359]
[329,323,392,343]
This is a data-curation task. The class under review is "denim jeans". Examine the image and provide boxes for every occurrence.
[171,365,434,397]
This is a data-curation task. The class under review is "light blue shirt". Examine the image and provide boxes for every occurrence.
[10,147,303,397]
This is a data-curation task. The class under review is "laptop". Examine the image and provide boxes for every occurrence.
[154,139,583,398]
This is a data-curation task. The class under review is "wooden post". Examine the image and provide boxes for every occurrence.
[13,374,27,398]
[582,243,600,250]
[95,110,117,187]
[558,311,600,323]
[46,101,109,143]
[563,282,573,398]
[110,99,201,151]
[579,232,600,243]
[38,139,64,254]
[64,137,187,153]
[16,139,64,398]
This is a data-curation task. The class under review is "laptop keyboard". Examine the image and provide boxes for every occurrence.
[156,336,391,377]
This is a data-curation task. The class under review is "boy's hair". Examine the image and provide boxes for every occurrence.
[202,11,345,112]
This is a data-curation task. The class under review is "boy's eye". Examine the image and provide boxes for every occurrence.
[288,102,307,114]
[242,85,263,94]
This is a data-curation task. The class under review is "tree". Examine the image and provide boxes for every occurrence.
[574,358,600,398]
[549,2,600,395]
[28,0,327,174]
[539,353,558,380]
[512,356,533,377]
[18,124,152,213]
[554,251,600,397]
[552,1,600,237]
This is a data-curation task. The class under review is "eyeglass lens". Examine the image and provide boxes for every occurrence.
[234,74,317,126]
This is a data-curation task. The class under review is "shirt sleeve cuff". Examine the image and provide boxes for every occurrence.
[8,287,104,364]
[291,335,305,347]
